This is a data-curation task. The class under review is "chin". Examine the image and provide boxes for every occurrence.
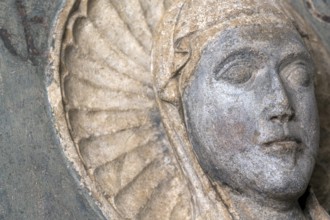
[247,145,316,200]
[257,164,313,201]
[265,178,308,201]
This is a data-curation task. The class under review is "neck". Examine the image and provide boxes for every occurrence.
[215,183,309,220]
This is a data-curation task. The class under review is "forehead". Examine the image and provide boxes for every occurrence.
[202,25,307,59]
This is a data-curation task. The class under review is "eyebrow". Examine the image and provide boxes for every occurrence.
[278,50,313,71]
[213,47,261,73]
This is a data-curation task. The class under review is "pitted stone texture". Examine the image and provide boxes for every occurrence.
[48,0,330,219]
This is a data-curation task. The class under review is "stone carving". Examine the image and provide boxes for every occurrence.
[305,0,330,24]
[48,0,330,219]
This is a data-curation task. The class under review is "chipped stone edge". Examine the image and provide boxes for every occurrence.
[45,0,119,219]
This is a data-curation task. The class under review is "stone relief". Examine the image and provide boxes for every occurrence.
[47,0,330,219]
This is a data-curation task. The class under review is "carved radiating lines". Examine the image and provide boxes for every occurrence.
[94,139,165,195]
[139,0,166,32]
[79,126,160,168]
[63,76,154,110]
[114,159,172,218]
[65,46,153,96]
[61,0,190,219]
[68,109,155,139]
[135,177,191,220]
[109,0,153,53]
[88,0,150,69]
[72,18,151,85]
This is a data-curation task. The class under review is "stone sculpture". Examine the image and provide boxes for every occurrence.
[48,0,330,219]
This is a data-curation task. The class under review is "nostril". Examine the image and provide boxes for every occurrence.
[288,112,295,121]
[270,111,295,123]
[270,115,279,122]
[270,116,282,123]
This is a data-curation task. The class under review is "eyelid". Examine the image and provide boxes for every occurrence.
[278,52,314,73]
[213,49,263,76]
[215,59,250,81]
[279,55,314,88]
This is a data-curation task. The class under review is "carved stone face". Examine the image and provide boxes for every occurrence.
[182,26,319,200]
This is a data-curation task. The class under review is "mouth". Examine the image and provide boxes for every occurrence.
[262,137,302,153]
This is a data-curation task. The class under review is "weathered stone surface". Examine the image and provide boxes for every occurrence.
[48,0,330,219]
[287,0,330,212]
[1,0,329,219]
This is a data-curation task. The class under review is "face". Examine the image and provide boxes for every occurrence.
[182,26,319,200]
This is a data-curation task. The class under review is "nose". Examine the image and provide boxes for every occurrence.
[264,72,295,123]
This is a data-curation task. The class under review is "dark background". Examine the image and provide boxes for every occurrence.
[0,0,105,219]
[0,0,328,219]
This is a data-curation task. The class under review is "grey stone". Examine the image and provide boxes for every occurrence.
[0,0,105,219]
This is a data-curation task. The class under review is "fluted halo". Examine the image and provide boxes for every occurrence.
[48,0,330,219]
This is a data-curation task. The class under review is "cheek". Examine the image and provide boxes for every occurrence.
[288,91,319,161]
[296,94,319,143]
[205,96,256,152]
[294,92,317,124]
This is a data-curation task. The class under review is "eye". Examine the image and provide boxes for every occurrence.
[281,61,312,88]
[215,60,257,85]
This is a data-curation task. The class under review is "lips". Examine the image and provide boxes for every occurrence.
[262,137,302,153]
